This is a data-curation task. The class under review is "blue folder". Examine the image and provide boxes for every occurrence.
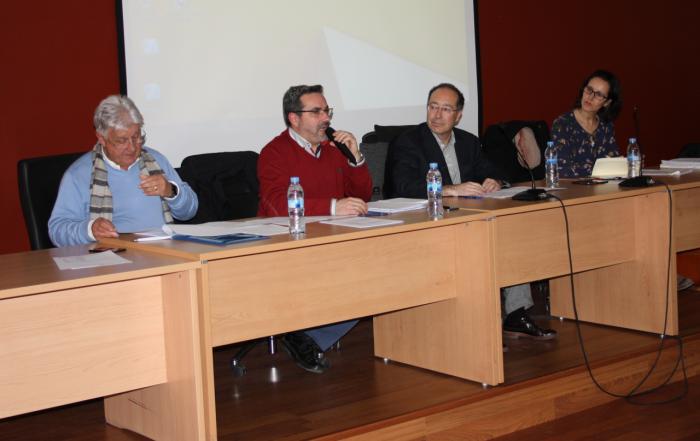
[172,233,268,246]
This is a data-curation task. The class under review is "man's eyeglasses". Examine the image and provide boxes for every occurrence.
[296,107,334,118]
[583,86,608,101]
[427,103,458,115]
[108,131,146,149]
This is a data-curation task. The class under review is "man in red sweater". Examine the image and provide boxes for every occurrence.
[257,84,372,373]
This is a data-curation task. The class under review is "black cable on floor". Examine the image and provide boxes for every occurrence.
[547,183,687,405]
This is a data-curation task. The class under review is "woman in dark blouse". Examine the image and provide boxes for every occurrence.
[551,70,622,178]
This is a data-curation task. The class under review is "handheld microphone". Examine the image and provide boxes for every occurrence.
[325,127,357,165]
[511,133,548,201]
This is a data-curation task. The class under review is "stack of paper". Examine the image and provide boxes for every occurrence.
[367,198,428,213]
[320,217,404,229]
[642,168,694,176]
[660,158,700,169]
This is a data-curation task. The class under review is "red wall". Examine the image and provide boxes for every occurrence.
[478,1,700,165]
[1,3,120,254]
[1,1,698,254]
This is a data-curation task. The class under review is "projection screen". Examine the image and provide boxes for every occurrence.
[119,0,479,166]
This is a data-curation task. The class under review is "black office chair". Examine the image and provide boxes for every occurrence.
[178,151,271,375]
[17,152,84,250]
[481,120,550,184]
[177,151,259,224]
[360,132,389,201]
[678,143,700,158]
[361,124,416,200]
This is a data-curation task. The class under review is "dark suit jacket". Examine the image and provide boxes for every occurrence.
[385,122,505,198]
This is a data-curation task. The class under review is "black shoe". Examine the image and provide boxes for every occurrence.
[503,308,557,340]
[281,332,330,374]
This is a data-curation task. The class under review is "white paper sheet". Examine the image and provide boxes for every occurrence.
[367,198,428,213]
[320,217,404,229]
[53,251,131,270]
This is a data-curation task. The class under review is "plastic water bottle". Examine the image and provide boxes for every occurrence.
[287,176,305,235]
[426,163,444,218]
[544,141,559,188]
[627,138,641,178]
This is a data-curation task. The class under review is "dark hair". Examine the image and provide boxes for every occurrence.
[574,70,622,122]
[282,84,324,126]
[427,83,465,110]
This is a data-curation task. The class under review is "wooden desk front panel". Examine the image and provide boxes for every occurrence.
[494,197,636,287]
[549,192,676,334]
[207,226,458,347]
[674,186,700,252]
[0,278,167,418]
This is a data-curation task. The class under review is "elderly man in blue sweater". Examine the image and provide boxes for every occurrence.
[49,95,197,246]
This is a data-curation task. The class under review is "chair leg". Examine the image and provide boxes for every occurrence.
[230,341,260,377]
[230,336,278,377]
[267,335,276,355]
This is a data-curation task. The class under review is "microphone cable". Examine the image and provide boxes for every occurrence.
[547,183,688,405]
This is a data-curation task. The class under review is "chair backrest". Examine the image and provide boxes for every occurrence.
[361,124,417,200]
[17,152,84,250]
[481,120,550,184]
[178,151,259,223]
[360,138,388,201]
[678,143,700,158]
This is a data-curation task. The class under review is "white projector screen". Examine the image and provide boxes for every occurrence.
[120,0,479,167]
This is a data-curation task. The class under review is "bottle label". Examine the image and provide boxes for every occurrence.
[628,154,640,161]
[546,158,557,165]
[288,198,304,209]
[427,182,442,193]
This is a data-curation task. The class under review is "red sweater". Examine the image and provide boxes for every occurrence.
[258,130,373,216]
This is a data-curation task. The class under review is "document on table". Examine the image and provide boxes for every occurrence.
[367,198,428,213]
[643,168,694,176]
[483,187,533,199]
[53,251,131,270]
[660,158,700,169]
[134,228,173,241]
[320,217,404,229]
[166,222,288,237]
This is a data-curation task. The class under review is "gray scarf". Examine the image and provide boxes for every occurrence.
[89,142,174,224]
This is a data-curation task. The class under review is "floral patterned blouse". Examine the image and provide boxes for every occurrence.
[551,111,620,178]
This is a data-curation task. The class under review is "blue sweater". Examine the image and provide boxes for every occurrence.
[49,147,198,246]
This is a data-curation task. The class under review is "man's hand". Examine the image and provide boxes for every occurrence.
[336,197,368,215]
[329,130,362,162]
[139,174,173,197]
[92,217,119,240]
[443,181,486,197]
[482,178,501,193]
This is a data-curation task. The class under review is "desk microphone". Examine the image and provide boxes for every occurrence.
[325,127,357,165]
[512,136,548,201]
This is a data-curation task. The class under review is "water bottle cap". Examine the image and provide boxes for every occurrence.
[290,176,299,184]
[429,162,438,169]
[547,141,554,147]
[629,138,637,143]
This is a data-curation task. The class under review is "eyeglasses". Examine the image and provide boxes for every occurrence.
[583,86,608,101]
[108,130,146,149]
[296,107,334,118]
[427,103,458,115]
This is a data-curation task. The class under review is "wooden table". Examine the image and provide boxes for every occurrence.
[100,175,699,440]
[0,246,206,441]
[103,209,504,440]
[445,180,677,335]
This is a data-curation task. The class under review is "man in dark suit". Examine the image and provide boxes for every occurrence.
[386,84,503,199]
[386,83,556,341]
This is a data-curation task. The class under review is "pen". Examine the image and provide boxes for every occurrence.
[458,195,483,199]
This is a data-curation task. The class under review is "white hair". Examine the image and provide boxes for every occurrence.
[93,95,144,135]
